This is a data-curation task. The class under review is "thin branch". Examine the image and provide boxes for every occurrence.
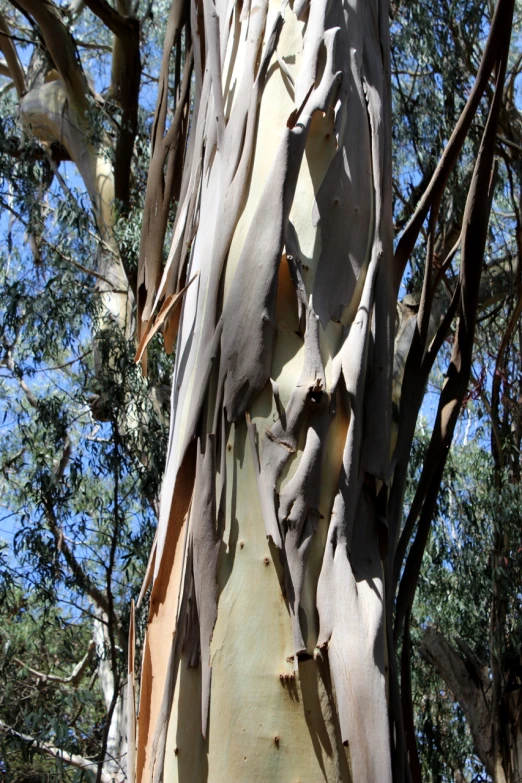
[30,348,92,374]
[393,0,514,291]
[2,349,38,408]
[0,197,123,289]
[475,121,522,154]
[430,232,462,297]
[0,78,14,96]
[14,640,96,686]
[43,499,121,631]
[97,426,123,783]
[76,39,113,52]
[42,153,120,261]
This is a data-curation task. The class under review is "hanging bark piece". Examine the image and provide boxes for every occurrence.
[259,303,326,553]
[136,443,196,783]
[246,415,283,547]
[181,551,201,669]
[311,1,373,328]
[203,0,226,150]
[314,2,393,778]
[178,4,282,428]
[137,0,191,333]
[157,8,284,493]
[285,247,307,335]
[278,401,329,656]
[149,538,194,783]
[189,435,220,737]
[135,274,199,363]
[246,302,333,657]
[158,2,279,319]
[136,533,157,609]
[153,67,210,313]
[317,488,391,783]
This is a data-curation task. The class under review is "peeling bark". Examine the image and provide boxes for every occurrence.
[137,1,393,781]
[134,0,514,781]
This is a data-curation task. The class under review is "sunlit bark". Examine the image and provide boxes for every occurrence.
[1,0,515,778]
[136,1,394,780]
[133,0,516,780]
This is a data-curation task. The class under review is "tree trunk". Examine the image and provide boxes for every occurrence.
[135,1,394,781]
[421,626,522,783]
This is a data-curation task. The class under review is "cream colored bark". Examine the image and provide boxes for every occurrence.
[136,1,393,781]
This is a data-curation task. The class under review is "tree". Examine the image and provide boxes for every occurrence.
[1,0,521,781]
[132,0,517,781]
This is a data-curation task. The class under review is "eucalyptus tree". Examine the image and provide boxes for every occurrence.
[132,0,517,781]
[1,0,522,781]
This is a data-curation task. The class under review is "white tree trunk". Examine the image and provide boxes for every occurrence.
[93,611,127,782]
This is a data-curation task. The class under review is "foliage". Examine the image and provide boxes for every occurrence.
[0,595,103,782]
[0,1,175,776]
[404,428,522,782]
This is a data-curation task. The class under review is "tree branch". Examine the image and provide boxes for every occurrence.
[2,349,39,408]
[14,640,96,686]
[394,9,513,637]
[13,0,90,110]
[393,0,514,292]
[0,11,25,97]
[84,0,141,212]
[0,197,124,289]
[43,488,118,628]
[0,721,114,783]
[420,627,493,775]
[82,0,133,37]
[0,364,116,628]
[96,428,123,783]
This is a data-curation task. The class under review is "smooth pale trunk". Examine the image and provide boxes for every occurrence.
[136,1,393,781]
[20,80,131,331]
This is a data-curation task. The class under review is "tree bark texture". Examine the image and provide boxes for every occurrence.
[136,1,394,781]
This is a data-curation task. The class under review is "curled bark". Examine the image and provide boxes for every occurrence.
[134,1,515,781]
